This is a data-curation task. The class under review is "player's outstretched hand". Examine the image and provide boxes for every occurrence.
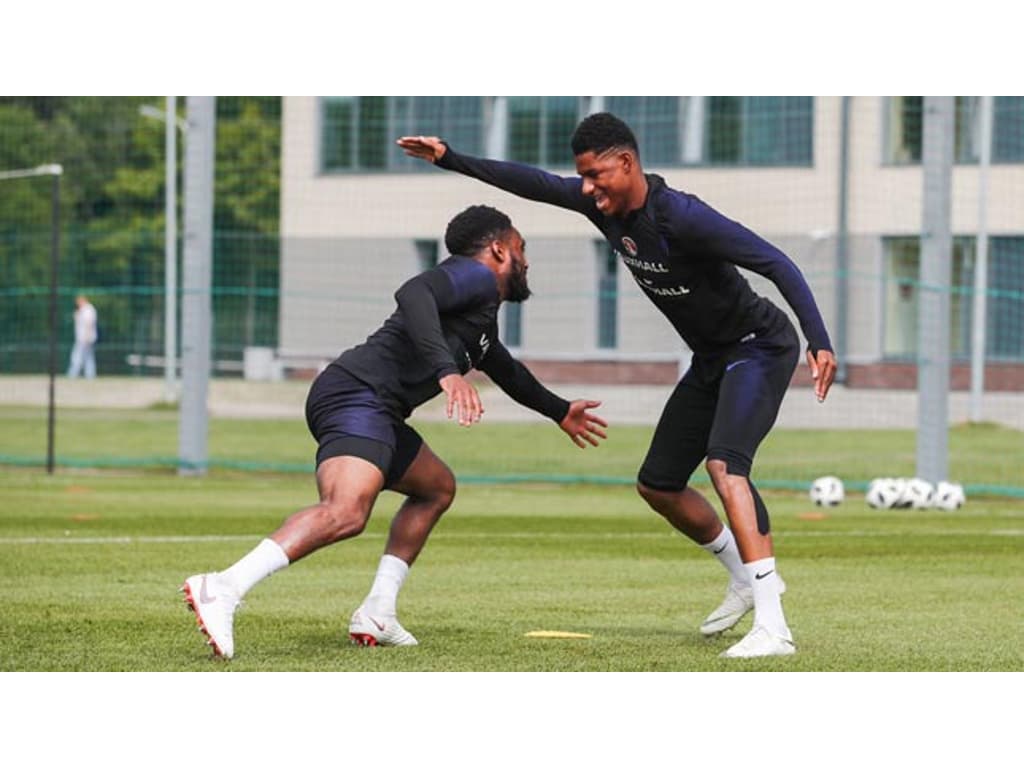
[806,348,838,403]
[559,399,608,449]
[439,373,484,427]
[396,136,447,163]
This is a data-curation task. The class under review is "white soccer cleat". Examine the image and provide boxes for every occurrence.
[720,624,796,659]
[700,582,753,636]
[348,606,418,647]
[181,573,240,659]
[700,576,787,636]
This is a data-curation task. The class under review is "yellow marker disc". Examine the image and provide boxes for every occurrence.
[524,630,592,639]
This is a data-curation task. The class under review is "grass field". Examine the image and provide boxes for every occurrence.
[1,412,1021,673]
[3,412,1020,766]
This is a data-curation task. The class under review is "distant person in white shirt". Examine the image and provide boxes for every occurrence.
[67,294,98,378]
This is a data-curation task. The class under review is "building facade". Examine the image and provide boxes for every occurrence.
[277,96,1023,388]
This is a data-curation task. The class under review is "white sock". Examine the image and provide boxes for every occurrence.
[744,557,790,639]
[363,554,410,616]
[700,527,749,587]
[220,538,289,598]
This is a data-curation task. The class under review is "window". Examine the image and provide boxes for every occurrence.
[502,302,523,348]
[596,242,618,349]
[994,97,1024,163]
[885,97,924,165]
[704,97,813,166]
[884,97,1021,165]
[415,240,438,271]
[507,97,579,167]
[605,97,682,166]
[321,97,484,172]
[390,97,484,169]
[987,237,1024,360]
[883,237,974,359]
[603,96,812,167]
[321,97,387,171]
[319,96,818,172]
[956,97,984,163]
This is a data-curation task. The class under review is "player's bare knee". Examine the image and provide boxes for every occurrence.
[706,459,742,499]
[438,472,456,512]
[428,471,457,515]
[318,499,371,541]
[637,480,661,506]
[705,458,728,484]
[636,481,675,516]
[407,470,456,518]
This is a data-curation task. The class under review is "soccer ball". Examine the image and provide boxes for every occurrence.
[891,477,912,507]
[809,475,844,506]
[901,477,935,509]
[933,481,966,510]
[866,477,903,509]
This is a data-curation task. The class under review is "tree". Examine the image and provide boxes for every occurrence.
[0,96,282,373]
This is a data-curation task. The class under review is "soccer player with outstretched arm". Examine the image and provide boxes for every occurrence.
[398,113,837,658]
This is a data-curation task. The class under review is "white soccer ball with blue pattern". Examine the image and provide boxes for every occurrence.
[933,481,966,510]
[809,475,844,506]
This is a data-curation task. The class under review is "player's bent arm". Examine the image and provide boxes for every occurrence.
[394,272,461,380]
[478,342,608,448]
[664,195,833,355]
[477,341,570,422]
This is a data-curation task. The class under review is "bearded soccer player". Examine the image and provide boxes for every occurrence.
[398,113,837,658]
[182,205,607,659]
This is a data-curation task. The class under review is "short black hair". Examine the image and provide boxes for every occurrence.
[570,112,639,156]
[444,205,514,257]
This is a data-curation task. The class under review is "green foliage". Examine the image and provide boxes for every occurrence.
[0,97,282,373]
[0,103,61,300]
[215,99,281,236]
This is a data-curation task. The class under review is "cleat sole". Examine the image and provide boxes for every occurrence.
[350,633,379,647]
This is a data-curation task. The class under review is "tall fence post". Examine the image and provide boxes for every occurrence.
[969,96,993,422]
[178,97,216,475]
[916,96,955,484]
[46,168,62,474]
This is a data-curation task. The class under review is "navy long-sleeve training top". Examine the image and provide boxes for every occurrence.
[436,146,833,358]
[336,254,570,423]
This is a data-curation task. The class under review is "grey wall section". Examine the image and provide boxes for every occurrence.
[278,237,418,364]
[516,239,594,356]
[277,236,701,366]
[847,236,886,364]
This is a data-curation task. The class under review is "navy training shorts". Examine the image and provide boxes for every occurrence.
[638,316,800,491]
[304,364,423,488]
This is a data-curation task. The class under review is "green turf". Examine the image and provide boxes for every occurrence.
[1,466,1021,671]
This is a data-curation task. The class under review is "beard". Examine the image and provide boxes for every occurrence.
[506,264,531,303]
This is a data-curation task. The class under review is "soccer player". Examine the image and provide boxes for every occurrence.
[398,113,837,658]
[182,205,608,659]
